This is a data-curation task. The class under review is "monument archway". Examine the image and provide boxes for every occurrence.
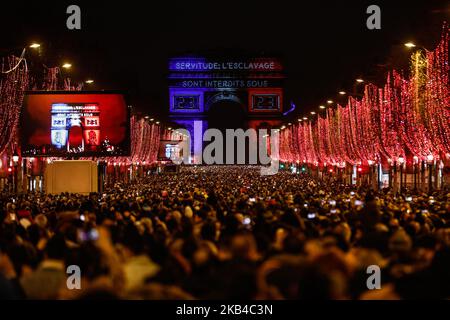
[168,56,285,164]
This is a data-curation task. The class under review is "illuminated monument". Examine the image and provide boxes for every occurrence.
[168,56,284,163]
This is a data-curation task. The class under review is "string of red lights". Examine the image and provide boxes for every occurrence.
[280,24,449,168]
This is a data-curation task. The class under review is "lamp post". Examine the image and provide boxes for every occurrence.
[368,160,377,190]
[12,151,19,194]
[427,155,434,193]
[392,160,397,193]
[412,156,418,190]
[29,157,35,192]
[398,157,405,192]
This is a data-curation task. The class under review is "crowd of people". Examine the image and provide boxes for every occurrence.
[0,165,449,299]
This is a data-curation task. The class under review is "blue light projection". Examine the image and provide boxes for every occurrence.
[169,88,206,114]
[168,56,285,163]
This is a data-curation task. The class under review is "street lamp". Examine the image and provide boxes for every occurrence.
[12,152,19,164]
[319,105,326,109]
[404,42,416,48]
[28,157,35,192]
[339,91,346,95]
[426,154,434,192]
[62,63,72,69]
[398,157,405,192]
[367,160,376,189]
[327,100,333,104]
[413,156,419,190]
[85,79,94,84]
[29,43,41,49]
[352,79,366,97]
[12,150,19,194]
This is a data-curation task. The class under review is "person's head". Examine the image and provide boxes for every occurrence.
[257,255,304,299]
[229,233,259,261]
[34,214,48,229]
[200,220,217,242]
[6,242,38,276]
[388,228,413,255]
[27,224,42,246]
[122,224,145,255]
[192,241,217,269]
[283,232,306,254]
[66,242,109,281]
[45,233,67,260]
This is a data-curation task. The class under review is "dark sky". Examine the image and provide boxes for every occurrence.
[1,0,449,122]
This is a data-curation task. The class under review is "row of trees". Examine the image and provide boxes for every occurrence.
[280,25,449,168]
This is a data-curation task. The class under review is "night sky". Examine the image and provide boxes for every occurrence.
[1,0,448,122]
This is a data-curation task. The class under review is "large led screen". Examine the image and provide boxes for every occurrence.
[21,91,130,157]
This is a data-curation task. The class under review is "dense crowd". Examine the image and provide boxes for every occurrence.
[0,166,449,299]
